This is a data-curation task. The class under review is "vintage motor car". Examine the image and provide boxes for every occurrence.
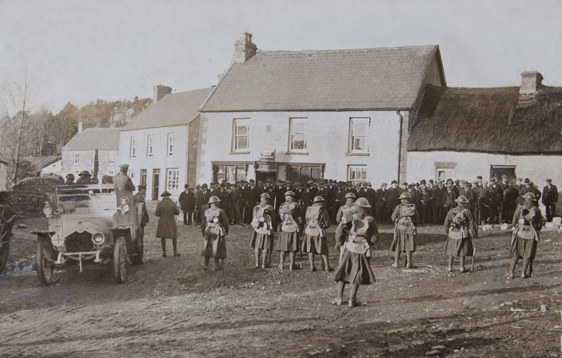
[34,184,144,285]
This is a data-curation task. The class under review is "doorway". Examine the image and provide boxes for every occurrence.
[152,169,161,200]
[256,171,276,184]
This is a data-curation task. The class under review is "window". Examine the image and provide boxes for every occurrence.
[349,118,370,153]
[140,169,147,186]
[214,164,247,184]
[289,118,307,152]
[108,151,115,165]
[233,119,249,152]
[128,169,135,179]
[287,164,323,184]
[167,133,174,156]
[348,165,367,184]
[147,135,154,157]
[130,137,137,158]
[436,168,454,182]
[166,168,180,191]
[73,153,80,166]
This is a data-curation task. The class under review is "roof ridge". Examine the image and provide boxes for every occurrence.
[257,45,437,55]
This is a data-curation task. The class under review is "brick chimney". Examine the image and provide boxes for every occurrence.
[232,32,257,64]
[153,85,172,102]
[518,71,543,108]
[77,121,83,133]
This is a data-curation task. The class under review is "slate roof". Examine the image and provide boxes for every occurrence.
[123,87,213,130]
[201,45,444,112]
[62,128,120,151]
[408,85,562,154]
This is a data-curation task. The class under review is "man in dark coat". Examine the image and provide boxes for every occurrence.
[196,184,211,226]
[386,180,401,222]
[178,185,196,225]
[376,183,388,224]
[155,190,180,257]
[133,185,149,229]
[542,179,558,222]
[76,170,93,184]
[65,173,75,185]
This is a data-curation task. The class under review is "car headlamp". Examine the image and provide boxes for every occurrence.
[43,206,53,217]
[119,203,130,213]
[92,232,105,245]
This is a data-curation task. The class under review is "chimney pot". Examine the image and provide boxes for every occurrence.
[78,122,83,133]
[153,85,172,102]
[232,32,257,64]
[520,71,543,95]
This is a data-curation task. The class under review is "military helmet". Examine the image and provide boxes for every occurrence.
[260,192,271,200]
[79,170,90,176]
[344,192,356,199]
[523,192,537,202]
[399,192,412,200]
[208,195,221,204]
[65,173,75,179]
[312,196,325,204]
[284,190,296,197]
[355,197,371,208]
[455,195,469,204]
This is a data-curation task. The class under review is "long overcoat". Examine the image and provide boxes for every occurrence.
[155,197,180,239]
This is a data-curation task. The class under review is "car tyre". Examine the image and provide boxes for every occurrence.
[113,236,127,284]
[37,239,55,286]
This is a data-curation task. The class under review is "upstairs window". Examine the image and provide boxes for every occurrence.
[233,118,249,152]
[147,135,154,157]
[130,137,137,158]
[289,118,307,152]
[349,118,370,153]
[73,153,80,166]
[167,133,174,156]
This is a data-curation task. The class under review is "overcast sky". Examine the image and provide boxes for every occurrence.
[0,0,560,114]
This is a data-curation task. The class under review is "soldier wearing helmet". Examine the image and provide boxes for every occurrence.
[444,195,478,273]
[390,192,419,269]
[333,197,379,307]
[277,190,303,270]
[509,192,543,279]
[302,196,331,272]
[250,192,277,269]
[202,195,229,270]
[335,191,357,261]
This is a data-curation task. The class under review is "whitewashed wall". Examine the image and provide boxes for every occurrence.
[118,125,188,200]
[407,150,562,189]
[61,149,118,179]
[198,111,402,186]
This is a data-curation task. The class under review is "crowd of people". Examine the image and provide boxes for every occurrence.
[105,166,556,308]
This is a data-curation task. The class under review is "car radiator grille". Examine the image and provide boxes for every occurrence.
[65,232,94,252]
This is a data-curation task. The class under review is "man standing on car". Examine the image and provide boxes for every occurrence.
[113,164,136,193]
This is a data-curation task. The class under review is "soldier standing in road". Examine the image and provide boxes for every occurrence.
[444,195,477,273]
[333,197,379,308]
[509,192,543,279]
[390,192,419,269]
[133,185,150,230]
[155,191,181,257]
[302,196,331,272]
[277,191,303,271]
[250,193,276,268]
[542,179,558,222]
[201,196,229,270]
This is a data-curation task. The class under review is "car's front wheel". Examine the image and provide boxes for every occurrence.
[113,236,127,284]
[37,238,55,286]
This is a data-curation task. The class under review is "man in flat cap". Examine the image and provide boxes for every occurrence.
[542,179,558,222]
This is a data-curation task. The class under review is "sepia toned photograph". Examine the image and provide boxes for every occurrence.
[0,0,561,357]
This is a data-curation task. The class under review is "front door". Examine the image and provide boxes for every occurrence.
[152,169,160,200]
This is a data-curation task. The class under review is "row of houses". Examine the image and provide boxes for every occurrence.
[50,33,562,200]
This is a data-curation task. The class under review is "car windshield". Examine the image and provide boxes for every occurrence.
[55,185,116,215]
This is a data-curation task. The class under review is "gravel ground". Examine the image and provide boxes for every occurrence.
[0,208,560,357]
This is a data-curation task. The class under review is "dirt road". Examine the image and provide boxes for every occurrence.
[0,212,560,357]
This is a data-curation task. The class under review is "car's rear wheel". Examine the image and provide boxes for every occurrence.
[113,236,127,284]
[37,239,55,286]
